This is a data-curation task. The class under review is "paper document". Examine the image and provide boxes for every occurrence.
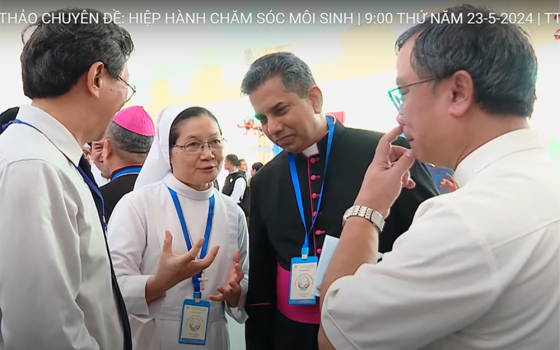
[312,236,383,297]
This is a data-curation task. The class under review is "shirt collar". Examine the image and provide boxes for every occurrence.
[301,115,343,158]
[17,105,83,167]
[454,128,546,187]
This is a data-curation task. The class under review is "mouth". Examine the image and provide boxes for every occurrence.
[276,135,294,146]
[199,166,216,171]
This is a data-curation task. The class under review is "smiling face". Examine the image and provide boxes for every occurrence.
[169,114,224,189]
[249,76,322,154]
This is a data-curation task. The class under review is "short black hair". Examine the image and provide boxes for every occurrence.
[225,154,240,166]
[0,107,19,135]
[20,8,134,99]
[241,52,316,97]
[252,162,264,172]
[168,106,221,157]
[396,4,537,118]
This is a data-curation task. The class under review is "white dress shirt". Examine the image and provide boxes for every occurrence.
[0,105,125,349]
[229,169,247,204]
[321,129,560,350]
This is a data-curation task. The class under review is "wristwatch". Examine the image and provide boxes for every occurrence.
[342,205,385,232]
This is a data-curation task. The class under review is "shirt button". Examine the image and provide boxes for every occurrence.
[316,248,322,254]
[315,230,324,235]
[312,211,317,217]
[311,193,318,199]
[310,175,320,181]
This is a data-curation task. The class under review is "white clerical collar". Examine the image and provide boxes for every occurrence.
[454,128,545,188]
[163,172,214,201]
[302,143,320,157]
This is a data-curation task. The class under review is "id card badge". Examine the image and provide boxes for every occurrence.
[289,256,318,305]
[179,299,210,345]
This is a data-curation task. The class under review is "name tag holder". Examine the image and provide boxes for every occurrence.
[169,187,215,346]
[287,117,334,306]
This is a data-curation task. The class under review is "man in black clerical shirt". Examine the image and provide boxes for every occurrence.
[241,52,439,350]
[99,105,155,221]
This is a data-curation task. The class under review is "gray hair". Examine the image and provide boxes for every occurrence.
[106,121,154,154]
[396,4,537,118]
[241,52,316,97]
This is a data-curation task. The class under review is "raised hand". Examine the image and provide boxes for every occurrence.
[152,230,220,293]
[209,250,244,307]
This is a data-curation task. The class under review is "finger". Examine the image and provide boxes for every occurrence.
[373,125,404,163]
[208,294,225,302]
[162,230,173,255]
[234,264,244,282]
[389,148,415,177]
[229,281,241,294]
[232,250,240,265]
[316,284,322,291]
[217,286,231,295]
[197,245,220,270]
[388,145,410,163]
[183,237,204,262]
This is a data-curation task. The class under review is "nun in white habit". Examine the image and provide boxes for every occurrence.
[107,105,248,350]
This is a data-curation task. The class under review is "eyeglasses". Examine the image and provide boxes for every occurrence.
[173,137,226,154]
[388,78,434,114]
[118,76,136,102]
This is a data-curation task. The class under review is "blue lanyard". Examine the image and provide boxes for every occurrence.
[167,187,215,301]
[8,119,107,231]
[288,117,334,259]
[111,166,142,181]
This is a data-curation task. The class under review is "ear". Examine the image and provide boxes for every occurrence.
[86,62,106,99]
[448,70,474,118]
[307,85,323,114]
[102,139,112,160]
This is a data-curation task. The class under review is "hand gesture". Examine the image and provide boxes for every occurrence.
[154,230,220,292]
[354,125,416,218]
[209,250,244,307]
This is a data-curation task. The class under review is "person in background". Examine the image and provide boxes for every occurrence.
[0,8,134,350]
[318,4,559,350]
[241,51,439,350]
[238,158,248,175]
[248,161,263,187]
[0,107,19,136]
[222,153,247,205]
[100,105,155,221]
[91,139,111,185]
[108,105,248,350]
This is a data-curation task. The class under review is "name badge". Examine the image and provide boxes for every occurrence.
[289,256,318,305]
[179,299,210,345]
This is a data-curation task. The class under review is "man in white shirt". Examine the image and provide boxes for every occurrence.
[222,153,248,204]
[318,4,559,350]
[0,8,135,350]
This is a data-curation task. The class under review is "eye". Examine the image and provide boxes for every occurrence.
[185,141,202,151]
[274,107,287,116]
[209,138,222,146]
[256,115,267,124]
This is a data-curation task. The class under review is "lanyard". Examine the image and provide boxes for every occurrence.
[8,119,107,231]
[288,117,334,259]
[167,187,215,301]
[111,166,142,181]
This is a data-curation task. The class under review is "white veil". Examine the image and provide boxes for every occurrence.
[134,104,196,190]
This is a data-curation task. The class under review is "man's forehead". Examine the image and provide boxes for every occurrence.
[396,37,418,85]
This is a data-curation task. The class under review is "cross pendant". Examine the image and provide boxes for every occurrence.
[198,272,209,290]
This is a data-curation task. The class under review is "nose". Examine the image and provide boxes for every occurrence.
[267,117,283,136]
[199,144,214,160]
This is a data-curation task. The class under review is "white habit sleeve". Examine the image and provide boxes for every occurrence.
[0,160,101,350]
[225,206,249,323]
[230,177,247,204]
[107,194,153,317]
[320,201,499,350]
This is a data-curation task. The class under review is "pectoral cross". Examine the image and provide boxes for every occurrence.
[198,272,209,290]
